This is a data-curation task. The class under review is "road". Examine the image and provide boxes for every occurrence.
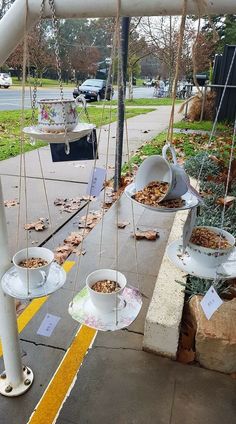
[0,86,156,110]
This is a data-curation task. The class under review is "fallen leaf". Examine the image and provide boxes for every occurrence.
[24,218,46,231]
[230,373,236,379]
[54,244,73,265]
[177,349,195,364]
[79,211,103,229]
[132,230,159,240]
[4,199,19,208]
[216,196,236,207]
[118,221,130,229]
[64,232,83,246]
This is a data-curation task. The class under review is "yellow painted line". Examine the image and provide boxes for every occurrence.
[28,325,97,424]
[0,261,75,357]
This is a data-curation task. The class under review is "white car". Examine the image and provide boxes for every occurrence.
[0,73,12,88]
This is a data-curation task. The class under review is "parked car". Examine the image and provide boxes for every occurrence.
[0,73,12,88]
[73,79,114,101]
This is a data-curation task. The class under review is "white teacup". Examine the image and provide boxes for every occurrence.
[86,269,127,313]
[38,97,83,132]
[13,247,54,290]
[162,144,189,200]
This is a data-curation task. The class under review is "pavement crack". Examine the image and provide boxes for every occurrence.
[93,345,141,352]
[20,338,66,352]
[122,328,144,336]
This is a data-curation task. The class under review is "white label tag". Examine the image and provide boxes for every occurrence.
[200,286,223,320]
[37,313,61,337]
[87,167,106,197]
[182,206,197,253]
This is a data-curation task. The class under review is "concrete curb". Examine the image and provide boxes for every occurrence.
[143,210,188,359]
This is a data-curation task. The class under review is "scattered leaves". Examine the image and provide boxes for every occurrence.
[132,230,159,240]
[4,199,19,208]
[79,211,103,229]
[54,196,89,213]
[216,196,236,207]
[118,221,130,229]
[24,218,47,231]
[54,245,73,265]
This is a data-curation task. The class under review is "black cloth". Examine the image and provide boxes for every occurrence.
[50,129,98,162]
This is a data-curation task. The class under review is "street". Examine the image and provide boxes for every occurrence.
[0,86,156,110]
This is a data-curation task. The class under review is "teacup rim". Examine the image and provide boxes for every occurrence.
[188,226,235,253]
[13,247,54,269]
[86,269,126,296]
[38,99,75,104]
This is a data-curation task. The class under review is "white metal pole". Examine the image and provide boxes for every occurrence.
[0,0,236,67]
[0,177,33,397]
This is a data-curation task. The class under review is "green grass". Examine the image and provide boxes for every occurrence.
[12,77,75,87]
[122,119,235,174]
[173,120,231,132]
[122,132,166,173]
[0,107,154,161]
[94,98,183,107]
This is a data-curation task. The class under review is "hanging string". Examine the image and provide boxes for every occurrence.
[166,0,188,145]
[69,16,120,305]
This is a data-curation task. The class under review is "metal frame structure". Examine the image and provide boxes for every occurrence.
[0,0,235,398]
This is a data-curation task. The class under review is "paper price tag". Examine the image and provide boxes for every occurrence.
[87,167,106,197]
[182,206,197,253]
[37,313,61,337]
[200,286,223,320]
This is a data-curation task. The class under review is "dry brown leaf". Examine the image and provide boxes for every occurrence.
[216,196,236,207]
[24,219,46,231]
[230,373,236,379]
[133,230,159,240]
[177,349,195,364]
[79,211,103,229]
[54,244,73,265]
[64,232,83,246]
[118,221,130,229]
[4,199,19,208]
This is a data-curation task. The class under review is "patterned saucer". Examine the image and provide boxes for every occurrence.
[23,123,95,143]
[69,286,142,331]
[1,262,66,299]
[124,183,199,213]
[167,239,236,280]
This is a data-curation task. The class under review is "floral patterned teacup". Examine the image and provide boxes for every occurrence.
[38,98,81,132]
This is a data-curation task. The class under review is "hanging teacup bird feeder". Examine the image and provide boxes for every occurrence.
[23,95,95,153]
[167,225,236,280]
[68,269,143,332]
[1,247,67,300]
[125,142,200,212]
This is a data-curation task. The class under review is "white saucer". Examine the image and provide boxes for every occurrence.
[1,262,67,299]
[124,183,199,212]
[23,123,95,143]
[167,239,236,279]
[69,286,142,331]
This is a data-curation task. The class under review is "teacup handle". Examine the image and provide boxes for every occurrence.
[37,271,47,287]
[75,94,87,108]
[113,294,126,311]
[162,143,178,165]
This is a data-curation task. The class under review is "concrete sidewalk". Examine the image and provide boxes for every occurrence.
[1,106,235,424]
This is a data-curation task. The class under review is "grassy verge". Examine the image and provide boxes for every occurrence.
[173,120,231,132]
[122,119,234,174]
[93,98,183,107]
[12,77,75,88]
[0,107,154,161]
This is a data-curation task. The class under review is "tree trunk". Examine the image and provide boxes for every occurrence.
[128,70,133,100]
